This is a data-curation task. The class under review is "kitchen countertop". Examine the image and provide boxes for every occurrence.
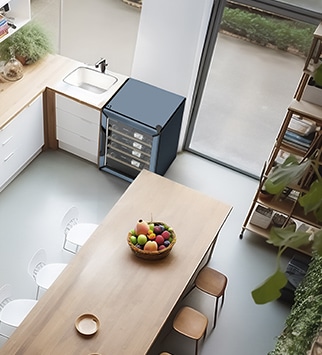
[0,54,128,129]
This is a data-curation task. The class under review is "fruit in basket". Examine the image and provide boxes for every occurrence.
[161,230,171,239]
[128,219,176,258]
[135,219,150,235]
[144,241,158,251]
[137,234,148,245]
[130,235,137,245]
[155,235,164,245]
[153,225,164,235]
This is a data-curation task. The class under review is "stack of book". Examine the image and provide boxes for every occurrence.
[283,115,317,152]
[0,15,9,39]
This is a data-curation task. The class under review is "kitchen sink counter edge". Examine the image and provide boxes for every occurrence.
[0,54,129,129]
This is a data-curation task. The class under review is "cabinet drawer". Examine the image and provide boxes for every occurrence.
[57,127,98,156]
[56,95,100,124]
[0,146,24,185]
[0,121,19,159]
[56,108,99,140]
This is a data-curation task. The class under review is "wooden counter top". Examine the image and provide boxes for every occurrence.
[0,54,128,129]
[0,55,80,128]
[0,170,232,355]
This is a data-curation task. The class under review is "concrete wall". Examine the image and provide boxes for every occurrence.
[131,0,216,149]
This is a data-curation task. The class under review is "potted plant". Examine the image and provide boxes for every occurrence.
[252,149,322,305]
[0,20,53,64]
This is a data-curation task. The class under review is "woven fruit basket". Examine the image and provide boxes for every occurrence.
[127,220,176,260]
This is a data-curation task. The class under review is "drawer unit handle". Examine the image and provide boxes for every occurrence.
[80,135,92,142]
[4,151,14,162]
[2,136,13,146]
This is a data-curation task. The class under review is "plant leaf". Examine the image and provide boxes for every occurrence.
[299,179,322,222]
[252,268,288,304]
[264,156,310,195]
[268,225,311,249]
[312,229,322,256]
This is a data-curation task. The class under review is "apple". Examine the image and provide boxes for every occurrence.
[134,219,149,235]
[155,235,164,245]
[130,235,137,245]
[144,240,158,251]
[161,230,171,240]
[137,234,147,245]
[158,245,166,251]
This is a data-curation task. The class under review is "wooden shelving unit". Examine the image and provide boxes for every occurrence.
[240,23,322,256]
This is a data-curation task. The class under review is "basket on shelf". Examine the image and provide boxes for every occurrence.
[127,221,176,260]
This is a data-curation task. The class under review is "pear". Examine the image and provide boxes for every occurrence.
[134,219,149,235]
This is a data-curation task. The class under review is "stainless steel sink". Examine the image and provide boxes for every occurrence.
[63,67,118,94]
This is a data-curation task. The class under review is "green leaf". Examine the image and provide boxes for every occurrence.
[264,156,310,195]
[268,225,311,249]
[252,268,288,304]
[299,179,322,222]
[312,229,322,255]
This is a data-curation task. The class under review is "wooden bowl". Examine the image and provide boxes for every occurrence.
[127,222,176,260]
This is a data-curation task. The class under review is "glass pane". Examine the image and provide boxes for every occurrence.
[188,5,314,177]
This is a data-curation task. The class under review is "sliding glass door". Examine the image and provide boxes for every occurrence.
[185,1,321,178]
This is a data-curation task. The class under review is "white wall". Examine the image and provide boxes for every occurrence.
[131,0,215,149]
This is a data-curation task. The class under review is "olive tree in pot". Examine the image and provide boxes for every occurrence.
[252,148,322,305]
[0,21,53,65]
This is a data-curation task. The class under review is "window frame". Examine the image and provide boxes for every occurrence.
[229,0,322,24]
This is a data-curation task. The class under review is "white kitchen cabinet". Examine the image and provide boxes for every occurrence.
[0,0,31,43]
[56,94,101,163]
[0,94,44,190]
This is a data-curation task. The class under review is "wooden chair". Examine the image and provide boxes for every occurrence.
[173,306,208,355]
[195,266,227,329]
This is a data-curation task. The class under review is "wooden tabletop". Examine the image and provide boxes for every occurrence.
[0,170,231,355]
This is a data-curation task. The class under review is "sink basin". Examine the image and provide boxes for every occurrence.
[63,67,118,94]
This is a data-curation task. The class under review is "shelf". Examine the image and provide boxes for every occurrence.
[0,0,30,44]
[257,196,295,216]
[244,222,313,256]
[313,22,322,40]
[242,22,322,257]
[288,99,322,124]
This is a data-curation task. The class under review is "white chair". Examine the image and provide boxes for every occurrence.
[28,249,67,299]
[0,284,37,338]
[61,206,99,254]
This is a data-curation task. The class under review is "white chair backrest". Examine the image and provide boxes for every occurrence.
[0,284,12,311]
[61,206,79,236]
[28,249,47,281]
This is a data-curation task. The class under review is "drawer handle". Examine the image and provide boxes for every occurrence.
[2,136,13,146]
[80,117,95,125]
[80,135,92,142]
[4,151,14,162]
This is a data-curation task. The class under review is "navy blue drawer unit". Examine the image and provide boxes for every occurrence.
[99,78,185,182]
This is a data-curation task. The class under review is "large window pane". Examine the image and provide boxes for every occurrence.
[186,5,315,178]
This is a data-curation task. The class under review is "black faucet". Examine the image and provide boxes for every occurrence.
[95,58,107,73]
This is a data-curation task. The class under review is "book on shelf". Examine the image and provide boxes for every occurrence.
[283,130,316,149]
[288,115,317,136]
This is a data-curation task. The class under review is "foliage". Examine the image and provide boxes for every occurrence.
[268,252,322,355]
[252,153,322,305]
[221,6,315,56]
[0,21,53,63]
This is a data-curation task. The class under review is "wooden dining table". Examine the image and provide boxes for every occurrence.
[0,170,231,355]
